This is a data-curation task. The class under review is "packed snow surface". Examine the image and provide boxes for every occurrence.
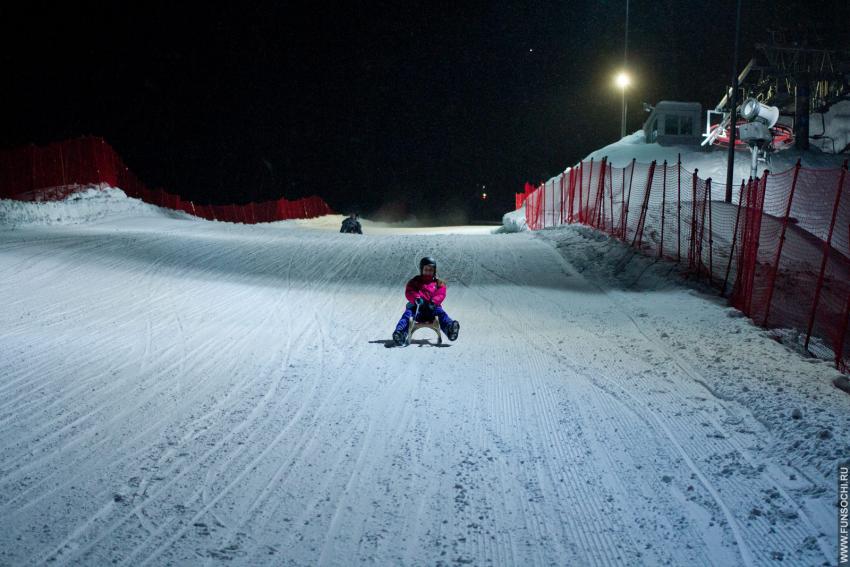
[1,189,848,565]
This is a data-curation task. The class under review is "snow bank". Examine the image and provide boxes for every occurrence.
[500,205,528,233]
[584,130,847,187]
[810,99,850,155]
[0,185,193,228]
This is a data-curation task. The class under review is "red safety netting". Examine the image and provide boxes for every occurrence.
[521,156,850,372]
[729,164,850,370]
[0,137,334,222]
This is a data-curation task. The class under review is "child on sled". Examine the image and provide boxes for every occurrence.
[392,256,460,346]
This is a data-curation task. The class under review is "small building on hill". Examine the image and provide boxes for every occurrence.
[643,101,702,146]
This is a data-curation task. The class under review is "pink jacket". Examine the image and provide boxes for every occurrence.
[405,275,446,306]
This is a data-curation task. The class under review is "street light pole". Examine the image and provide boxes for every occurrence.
[724,0,742,203]
[621,0,629,138]
[621,87,627,138]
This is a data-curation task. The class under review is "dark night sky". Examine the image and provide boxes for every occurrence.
[1,1,847,220]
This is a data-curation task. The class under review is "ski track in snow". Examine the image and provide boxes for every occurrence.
[0,214,847,566]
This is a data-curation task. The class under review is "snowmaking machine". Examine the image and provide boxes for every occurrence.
[702,30,850,173]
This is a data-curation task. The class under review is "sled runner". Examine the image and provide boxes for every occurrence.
[404,316,443,346]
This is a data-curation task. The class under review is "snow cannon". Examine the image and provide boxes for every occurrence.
[739,98,779,127]
[703,98,793,153]
[735,98,785,180]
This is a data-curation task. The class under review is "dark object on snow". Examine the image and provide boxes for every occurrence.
[834,376,850,395]
[340,214,362,234]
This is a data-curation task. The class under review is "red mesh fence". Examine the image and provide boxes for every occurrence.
[0,136,334,222]
[522,156,850,372]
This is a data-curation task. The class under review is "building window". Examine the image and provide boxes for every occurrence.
[664,115,679,136]
[680,115,694,135]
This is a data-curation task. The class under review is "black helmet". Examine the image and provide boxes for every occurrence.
[419,256,437,274]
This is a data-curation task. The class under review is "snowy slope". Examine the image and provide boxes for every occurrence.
[1,191,848,565]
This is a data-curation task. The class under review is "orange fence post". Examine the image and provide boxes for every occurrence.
[805,163,847,349]
[706,179,714,283]
[721,180,746,297]
[749,174,767,314]
[631,160,655,249]
[619,164,626,239]
[577,162,584,224]
[659,160,667,258]
[623,158,636,240]
[586,159,595,225]
[838,226,850,370]
[559,172,565,225]
[688,169,699,270]
[594,157,607,228]
[608,162,615,233]
[762,161,801,327]
[694,177,709,279]
[677,154,682,262]
[535,184,542,230]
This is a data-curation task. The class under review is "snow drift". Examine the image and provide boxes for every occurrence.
[0,185,193,228]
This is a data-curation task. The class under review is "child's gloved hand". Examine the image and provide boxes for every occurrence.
[415,297,425,306]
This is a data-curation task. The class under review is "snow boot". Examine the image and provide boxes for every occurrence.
[446,320,460,341]
[392,329,407,347]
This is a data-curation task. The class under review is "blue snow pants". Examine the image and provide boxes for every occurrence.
[395,302,454,334]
